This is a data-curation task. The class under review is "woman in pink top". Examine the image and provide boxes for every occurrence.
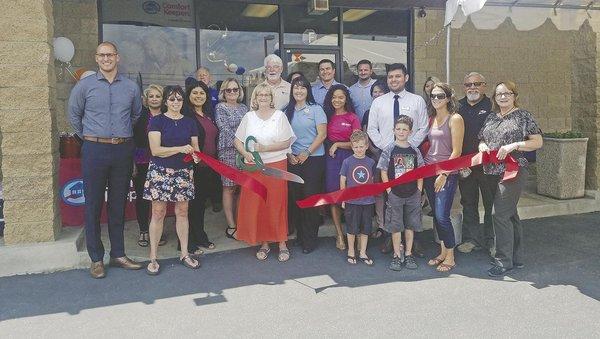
[323,84,361,251]
[423,83,464,272]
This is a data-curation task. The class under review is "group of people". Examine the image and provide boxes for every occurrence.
[68,41,542,279]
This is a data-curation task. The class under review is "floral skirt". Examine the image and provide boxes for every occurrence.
[143,162,195,202]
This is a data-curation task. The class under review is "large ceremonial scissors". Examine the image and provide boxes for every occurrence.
[236,136,305,184]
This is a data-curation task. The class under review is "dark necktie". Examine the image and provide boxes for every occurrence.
[393,94,400,122]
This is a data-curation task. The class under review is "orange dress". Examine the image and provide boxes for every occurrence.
[236,159,289,244]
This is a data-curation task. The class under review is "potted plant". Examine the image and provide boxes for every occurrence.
[536,131,588,199]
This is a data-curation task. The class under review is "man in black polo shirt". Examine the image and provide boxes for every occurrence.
[456,72,497,254]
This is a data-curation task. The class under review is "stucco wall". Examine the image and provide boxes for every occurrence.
[53,0,99,133]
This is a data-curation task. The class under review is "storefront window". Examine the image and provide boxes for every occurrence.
[341,9,410,86]
[197,0,280,101]
[101,0,197,86]
[282,5,339,46]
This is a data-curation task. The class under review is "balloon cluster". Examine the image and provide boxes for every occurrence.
[53,36,95,82]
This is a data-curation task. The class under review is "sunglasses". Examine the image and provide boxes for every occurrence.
[464,82,485,88]
[168,97,184,102]
[225,88,239,93]
[430,93,447,100]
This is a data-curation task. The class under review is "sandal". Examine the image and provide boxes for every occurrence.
[347,255,357,265]
[278,249,290,262]
[201,242,216,250]
[371,228,385,239]
[336,236,346,251]
[256,247,270,261]
[428,257,445,266]
[137,232,149,247]
[158,234,167,246]
[180,255,200,269]
[436,262,456,272]
[146,260,160,275]
[225,227,237,240]
[190,248,204,256]
[359,256,374,266]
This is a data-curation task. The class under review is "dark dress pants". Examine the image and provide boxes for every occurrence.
[133,163,150,233]
[492,167,528,269]
[458,165,497,249]
[288,155,325,251]
[81,140,134,262]
[187,165,218,251]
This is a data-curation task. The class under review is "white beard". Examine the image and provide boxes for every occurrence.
[466,92,481,102]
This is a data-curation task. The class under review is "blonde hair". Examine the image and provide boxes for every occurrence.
[250,83,275,111]
[142,84,163,107]
[350,130,368,144]
[492,81,520,112]
[218,78,244,103]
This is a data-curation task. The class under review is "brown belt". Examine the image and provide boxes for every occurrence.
[83,136,132,144]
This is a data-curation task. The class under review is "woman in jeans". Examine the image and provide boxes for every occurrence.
[423,83,464,272]
[479,81,542,277]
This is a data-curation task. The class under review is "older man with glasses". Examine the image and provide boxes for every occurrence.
[456,72,497,255]
[253,54,291,110]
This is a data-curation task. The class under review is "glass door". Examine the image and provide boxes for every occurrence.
[282,46,342,84]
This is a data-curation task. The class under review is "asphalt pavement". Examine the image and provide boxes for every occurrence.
[1,213,599,337]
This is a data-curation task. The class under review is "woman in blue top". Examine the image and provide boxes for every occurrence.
[143,85,201,275]
[285,75,327,254]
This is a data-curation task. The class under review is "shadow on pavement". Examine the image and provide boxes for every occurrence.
[1,212,599,321]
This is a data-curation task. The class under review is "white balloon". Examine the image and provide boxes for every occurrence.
[80,70,96,79]
[227,63,238,73]
[53,37,75,63]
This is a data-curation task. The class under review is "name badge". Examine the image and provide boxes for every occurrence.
[401,106,410,111]
[341,122,351,127]
[478,110,488,115]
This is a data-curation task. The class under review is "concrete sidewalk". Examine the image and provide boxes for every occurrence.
[0,212,599,337]
[1,176,599,277]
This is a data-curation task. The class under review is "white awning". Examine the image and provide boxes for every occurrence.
[446,0,600,31]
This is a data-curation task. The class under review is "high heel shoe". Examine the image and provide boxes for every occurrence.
[225,226,237,240]
[336,236,346,251]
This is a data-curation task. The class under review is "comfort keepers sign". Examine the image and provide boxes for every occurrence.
[102,0,194,28]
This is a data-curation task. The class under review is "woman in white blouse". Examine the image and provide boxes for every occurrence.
[234,83,296,262]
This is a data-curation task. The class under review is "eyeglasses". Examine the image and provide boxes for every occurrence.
[168,97,184,102]
[464,82,485,88]
[225,88,239,93]
[430,93,447,100]
[257,93,272,97]
[96,53,117,59]
[495,92,514,98]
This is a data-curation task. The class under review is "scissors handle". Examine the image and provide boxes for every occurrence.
[236,136,263,171]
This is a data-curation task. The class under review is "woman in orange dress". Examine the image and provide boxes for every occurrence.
[234,83,296,262]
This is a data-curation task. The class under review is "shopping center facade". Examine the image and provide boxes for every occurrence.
[1,0,600,245]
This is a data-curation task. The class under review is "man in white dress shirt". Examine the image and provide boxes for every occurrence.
[367,63,428,151]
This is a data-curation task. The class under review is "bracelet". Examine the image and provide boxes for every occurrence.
[304,148,312,156]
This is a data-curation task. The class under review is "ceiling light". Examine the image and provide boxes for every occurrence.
[242,4,278,18]
[332,9,377,22]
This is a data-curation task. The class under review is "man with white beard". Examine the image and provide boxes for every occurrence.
[456,72,496,255]
[255,54,291,110]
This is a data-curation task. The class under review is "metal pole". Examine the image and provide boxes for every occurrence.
[446,25,451,83]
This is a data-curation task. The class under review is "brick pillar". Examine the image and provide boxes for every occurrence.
[0,0,61,243]
[571,21,600,190]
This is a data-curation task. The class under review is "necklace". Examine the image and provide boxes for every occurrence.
[165,112,183,126]
[500,107,517,117]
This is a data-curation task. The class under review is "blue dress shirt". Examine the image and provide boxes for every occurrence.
[68,72,142,138]
[311,79,341,107]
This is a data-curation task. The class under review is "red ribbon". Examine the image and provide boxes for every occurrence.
[296,150,519,208]
[183,151,267,201]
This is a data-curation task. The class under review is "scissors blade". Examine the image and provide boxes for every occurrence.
[260,167,305,184]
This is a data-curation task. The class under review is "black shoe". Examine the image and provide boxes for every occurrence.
[490,260,524,269]
[404,255,418,269]
[488,265,512,277]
